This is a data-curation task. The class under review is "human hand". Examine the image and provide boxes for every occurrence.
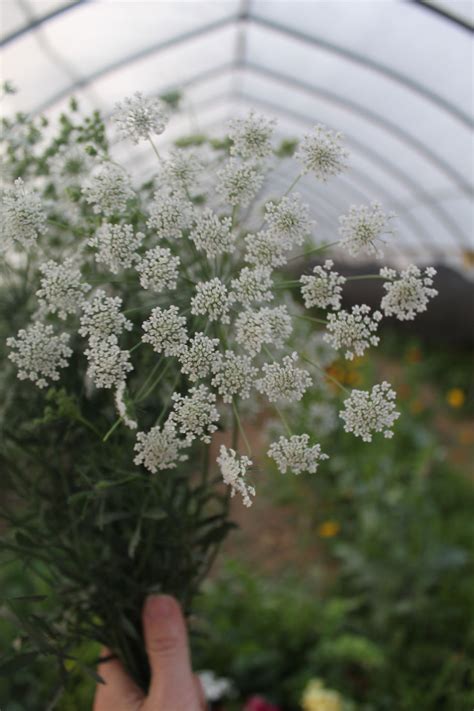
[94,595,205,710]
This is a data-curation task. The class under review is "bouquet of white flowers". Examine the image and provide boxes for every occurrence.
[0,91,437,692]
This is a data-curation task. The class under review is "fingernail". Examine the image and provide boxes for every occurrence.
[144,594,175,620]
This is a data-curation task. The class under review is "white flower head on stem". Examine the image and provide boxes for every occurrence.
[47,143,95,188]
[217,445,255,507]
[230,266,274,306]
[189,209,234,258]
[134,420,188,473]
[339,202,395,258]
[244,230,288,268]
[7,323,72,389]
[79,290,132,339]
[88,222,144,274]
[265,193,315,248]
[37,258,91,319]
[300,259,346,311]
[113,92,168,144]
[295,124,349,181]
[268,434,328,474]
[261,305,293,349]
[82,163,134,217]
[256,352,312,402]
[178,332,220,382]
[235,310,273,357]
[380,265,437,320]
[211,351,258,403]
[1,178,47,249]
[161,150,203,194]
[142,305,188,357]
[216,159,264,207]
[324,305,382,360]
[114,381,137,430]
[85,335,133,389]
[191,278,231,323]
[170,385,219,444]
[136,246,180,292]
[147,189,194,240]
[339,381,400,442]
[228,111,275,160]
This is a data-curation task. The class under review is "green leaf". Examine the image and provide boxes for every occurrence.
[0,652,39,676]
[142,508,167,521]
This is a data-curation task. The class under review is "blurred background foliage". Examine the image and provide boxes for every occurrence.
[1,328,473,710]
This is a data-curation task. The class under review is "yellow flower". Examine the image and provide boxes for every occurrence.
[301,679,342,711]
[318,520,340,538]
[446,388,465,408]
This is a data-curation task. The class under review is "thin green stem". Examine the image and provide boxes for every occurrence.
[273,402,292,436]
[283,172,302,197]
[136,359,172,404]
[134,357,163,401]
[129,341,143,354]
[292,313,328,326]
[288,240,340,263]
[148,135,162,163]
[346,274,386,281]
[301,354,350,394]
[102,416,123,443]
[231,400,252,455]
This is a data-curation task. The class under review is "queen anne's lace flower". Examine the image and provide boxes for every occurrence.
[230,266,273,306]
[136,246,180,292]
[113,92,168,144]
[114,381,137,430]
[295,124,348,181]
[142,305,188,356]
[79,291,132,339]
[256,352,312,402]
[235,310,273,356]
[1,178,47,249]
[189,209,234,258]
[161,150,202,194]
[268,434,328,474]
[170,385,219,444]
[84,336,133,389]
[265,193,314,248]
[47,143,94,187]
[178,332,220,382]
[7,323,72,388]
[217,445,255,507]
[339,202,394,257]
[300,260,346,310]
[216,160,264,207]
[147,189,194,240]
[134,420,187,473]
[211,351,258,403]
[37,258,91,319]
[263,305,293,349]
[82,163,134,217]
[380,265,437,320]
[244,230,288,268]
[191,278,231,323]
[228,111,275,160]
[325,305,382,360]
[88,222,144,273]
[340,381,400,442]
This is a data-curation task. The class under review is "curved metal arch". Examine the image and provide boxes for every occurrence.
[247,9,473,128]
[236,91,464,250]
[0,0,87,48]
[408,0,474,32]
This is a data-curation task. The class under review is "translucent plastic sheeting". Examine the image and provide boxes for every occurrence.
[0,0,472,266]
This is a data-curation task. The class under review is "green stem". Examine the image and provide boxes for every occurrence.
[129,342,143,354]
[134,357,163,401]
[137,359,173,403]
[301,354,350,394]
[102,417,123,443]
[148,135,162,163]
[288,240,340,263]
[231,400,252,455]
[273,403,292,436]
[292,313,328,326]
[283,172,302,197]
[346,274,386,281]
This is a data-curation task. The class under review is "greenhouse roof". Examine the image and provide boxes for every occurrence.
[1,0,473,265]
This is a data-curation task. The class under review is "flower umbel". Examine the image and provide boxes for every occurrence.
[339,202,394,257]
[37,258,91,319]
[268,434,328,474]
[300,260,346,311]
[113,91,168,144]
[217,445,255,507]
[325,305,382,360]
[339,381,400,442]
[295,124,348,181]
[380,265,437,320]
[7,323,72,388]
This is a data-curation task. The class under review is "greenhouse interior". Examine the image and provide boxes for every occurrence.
[0,1,473,709]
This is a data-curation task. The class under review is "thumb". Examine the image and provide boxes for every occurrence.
[143,595,198,706]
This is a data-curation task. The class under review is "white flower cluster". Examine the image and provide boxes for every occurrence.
[134,421,188,473]
[82,163,134,216]
[380,265,437,320]
[191,278,230,323]
[216,159,264,207]
[211,351,258,403]
[268,434,328,474]
[339,202,394,257]
[217,445,255,507]
[113,91,168,144]
[339,382,400,441]
[256,352,312,402]
[136,247,180,292]
[265,193,315,248]
[325,305,382,360]
[1,178,47,249]
[79,291,132,339]
[88,222,144,273]
[37,258,91,319]
[170,385,219,444]
[228,111,275,160]
[178,332,220,382]
[300,260,346,310]
[295,124,349,180]
[142,305,188,356]
[47,143,94,187]
[7,323,72,388]
[190,209,234,257]
[147,189,194,240]
[161,151,202,194]
[84,335,133,389]
[230,266,273,306]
